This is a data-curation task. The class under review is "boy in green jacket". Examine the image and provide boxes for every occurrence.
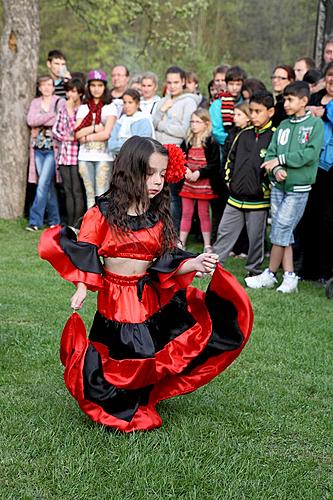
[245,81,324,293]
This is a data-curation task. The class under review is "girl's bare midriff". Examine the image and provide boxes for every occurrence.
[103,257,153,276]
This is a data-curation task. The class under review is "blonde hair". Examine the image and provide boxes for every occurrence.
[186,108,211,146]
[235,101,251,119]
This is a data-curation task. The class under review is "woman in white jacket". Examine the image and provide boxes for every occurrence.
[153,66,200,231]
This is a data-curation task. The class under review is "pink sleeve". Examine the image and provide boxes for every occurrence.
[27,97,62,127]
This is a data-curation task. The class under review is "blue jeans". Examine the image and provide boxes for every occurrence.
[270,187,309,246]
[29,149,60,227]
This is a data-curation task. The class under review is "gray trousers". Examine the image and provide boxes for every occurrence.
[213,204,268,275]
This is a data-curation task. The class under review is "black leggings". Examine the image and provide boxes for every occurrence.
[59,164,85,226]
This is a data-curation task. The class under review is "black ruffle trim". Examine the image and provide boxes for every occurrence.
[84,287,244,421]
[89,288,243,363]
[83,344,152,422]
[89,290,196,359]
[148,247,195,276]
[182,288,244,374]
[97,194,160,230]
[60,226,104,274]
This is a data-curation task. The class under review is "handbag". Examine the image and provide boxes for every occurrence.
[34,126,53,150]
[33,97,61,150]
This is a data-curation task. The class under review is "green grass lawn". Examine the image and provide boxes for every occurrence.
[1,219,332,499]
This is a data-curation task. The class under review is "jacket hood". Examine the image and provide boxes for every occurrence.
[171,92,202,105]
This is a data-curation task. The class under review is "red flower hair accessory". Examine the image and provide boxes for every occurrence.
[164,144,187,183]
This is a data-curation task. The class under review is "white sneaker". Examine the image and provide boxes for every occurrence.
[245,268,277,289]
[276,272,299,293]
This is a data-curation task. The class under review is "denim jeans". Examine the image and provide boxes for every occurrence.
[29,149,60,227]
[270,187,309,246]
[78,160,112,208]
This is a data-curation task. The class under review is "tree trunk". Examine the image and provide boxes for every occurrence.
[0,0,40,219]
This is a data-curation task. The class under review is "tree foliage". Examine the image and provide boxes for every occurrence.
[36,0,317,88]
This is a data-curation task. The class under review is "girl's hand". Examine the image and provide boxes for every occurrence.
[70,283,87,310]
[95,123,104,132]
[185,170,200,182]
[190,170,200,182]
[193,253,219,276]
[161,99,173,112]
[185,167,192,180]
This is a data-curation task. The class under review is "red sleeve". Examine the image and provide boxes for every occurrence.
[77,206,108,246]
[38,207,108,291]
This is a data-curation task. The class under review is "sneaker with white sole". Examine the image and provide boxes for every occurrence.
[25,225,39,232]
[245,268,277,289]
[276,272,298,293]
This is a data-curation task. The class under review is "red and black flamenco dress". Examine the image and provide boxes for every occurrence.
[38,196,253,432]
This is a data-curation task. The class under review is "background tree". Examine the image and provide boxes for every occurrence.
[0,0,39,218]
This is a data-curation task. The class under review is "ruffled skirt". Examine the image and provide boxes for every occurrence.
[60,265,253,432]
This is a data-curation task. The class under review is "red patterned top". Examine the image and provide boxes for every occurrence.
[180,146,217,200]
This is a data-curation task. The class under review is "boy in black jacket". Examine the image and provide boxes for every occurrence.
[213,91,275,276]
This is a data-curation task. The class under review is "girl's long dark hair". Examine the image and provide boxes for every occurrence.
[105,136,177,255]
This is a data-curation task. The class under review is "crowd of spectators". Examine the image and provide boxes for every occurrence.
[24,41,333,292]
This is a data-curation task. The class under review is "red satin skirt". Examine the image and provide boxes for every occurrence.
[59,264,253,432]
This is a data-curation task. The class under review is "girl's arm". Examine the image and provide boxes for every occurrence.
[27,99,57,128]
[70,282,87,310]
[175,253,218,276]
[52,108,76,142]
[131,118,154,138]
[75,104,96,138]
[107,122,123,154]
[209,99,228,145]
[75,118,95,139]
[153,98,168,128]
[85,114,117,142]
[38,207,108,293]
[157,100,197,138]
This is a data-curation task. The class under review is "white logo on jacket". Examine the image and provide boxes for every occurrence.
[277,128,290,146]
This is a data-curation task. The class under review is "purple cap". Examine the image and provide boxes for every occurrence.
[87,70,107,83]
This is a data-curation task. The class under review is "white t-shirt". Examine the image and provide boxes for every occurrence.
[77,103,118,162]
[140,95,161,116]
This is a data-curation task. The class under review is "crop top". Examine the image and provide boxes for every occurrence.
[38,196,195,293]
[76,202,163,261]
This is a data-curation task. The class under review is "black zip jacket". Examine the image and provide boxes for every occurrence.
[224,122,275,209]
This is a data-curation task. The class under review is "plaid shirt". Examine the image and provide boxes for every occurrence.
[52,106,79,165]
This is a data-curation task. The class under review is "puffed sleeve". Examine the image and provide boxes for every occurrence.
[38,206,108,291]
[148,248,197,289]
